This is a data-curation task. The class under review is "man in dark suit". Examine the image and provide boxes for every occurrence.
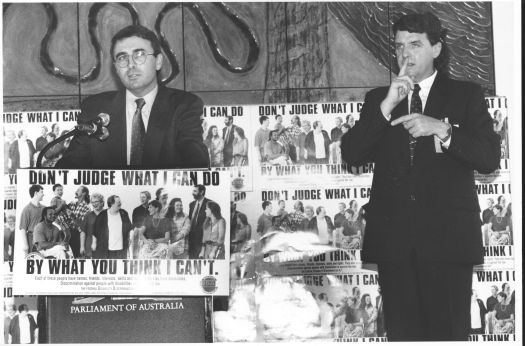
[341,13,500,341]
[188,184,211,259]
[222,116,239,166]
[57,25,209,169]
[304,121,331,164]
[8,304,38,344]
[93,195,134,259]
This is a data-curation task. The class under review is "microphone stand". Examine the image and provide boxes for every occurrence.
[36,129,79,168]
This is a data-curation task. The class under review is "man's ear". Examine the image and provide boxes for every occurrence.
[155,53,163,71]
[432,41,442,59]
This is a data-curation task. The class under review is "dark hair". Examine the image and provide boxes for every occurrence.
[52,184,62,192]
[342,123,351,131]
[41,206,55,222]
[155,188,163,200]
[360,293,371,309]
[107,195,118,208]
[206,201,222,219]
[345,209,355,218]
[262,201,271,210]
[78,186,90,204]
[312,121,320,129]
[294,201,304,213]
[497,195,505,204]
[47,132,56,140]
[205,125,219,145]
[195,184,206,195]
[165,197,183,219]
[502,283,509,291]
[316,206,324,215]
[497,292,507,300]
[268,130,278,140]
[393,12,449,74]
[149,200,162,213]
[234,126,246,139]
[18,130,26,138]
[18,304,28,313]
[236,212,248,226]
[29,185,43,198]
[493,204,503,212]
[110,25,161,60]
[259,116,269,125]
[51,123,59,131]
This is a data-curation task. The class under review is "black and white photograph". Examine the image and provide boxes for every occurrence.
[2,1,521,344]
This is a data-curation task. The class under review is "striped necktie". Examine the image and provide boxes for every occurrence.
[408,84,422,167]
[130,98,146,165]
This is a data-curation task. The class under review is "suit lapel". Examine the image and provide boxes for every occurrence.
[424,73,447,120]
[107,91,127,166]
[143,86,171,165]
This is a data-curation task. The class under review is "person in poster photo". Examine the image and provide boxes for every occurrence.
[57,25,209,169]
[165,198,191,259]
[205,125,224,167]
[254,116,270,163]
[8,130,36,174]
[33,207,69,259]
[93,195,134,259]
[4,213,15,261]
[137,199,171,259]
[341,12,500,341]
[19,185,45,254]
[8,304,38,344]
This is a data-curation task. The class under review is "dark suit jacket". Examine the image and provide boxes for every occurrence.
[8,139,36,173]
[93,209,133,258]
[188,197,211,258]
[474,298,487,331]
[341,73,500,263]
[222,124,238,165]
[9,314,37,344]
[57,86,209,169]
[305,130,331,162]
[35,136,48,152]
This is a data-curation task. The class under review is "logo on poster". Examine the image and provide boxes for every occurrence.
[200,276,218,294]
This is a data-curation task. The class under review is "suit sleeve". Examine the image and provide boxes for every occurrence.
[444,84,500,174]
[341,89,390,166]
[176,94,210,168]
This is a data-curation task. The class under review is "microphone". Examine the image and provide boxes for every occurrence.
[75,113,110,140]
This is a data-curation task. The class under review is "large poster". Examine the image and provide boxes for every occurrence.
[12,169,230,296]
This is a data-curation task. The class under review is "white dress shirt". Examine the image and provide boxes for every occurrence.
[125,86,158,165]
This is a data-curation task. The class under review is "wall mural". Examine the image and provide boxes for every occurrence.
[3,2,493,109]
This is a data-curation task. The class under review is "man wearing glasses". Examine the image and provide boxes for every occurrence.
[58,25,209,169]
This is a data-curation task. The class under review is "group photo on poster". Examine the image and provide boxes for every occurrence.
[3,112,79,173]
[12,169,230,296]
[469,270,516,340]
[252,103,361,167]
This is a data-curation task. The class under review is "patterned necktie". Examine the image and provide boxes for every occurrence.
[192,201,200,226]
[409,84,422,167]
[130,98,146,166]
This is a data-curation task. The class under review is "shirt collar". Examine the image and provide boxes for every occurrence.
[417,70,437,94]
[126,85,158,110]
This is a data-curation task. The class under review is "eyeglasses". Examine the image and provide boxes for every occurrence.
[114,49,156,68]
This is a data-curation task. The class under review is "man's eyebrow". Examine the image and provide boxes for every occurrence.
[115,51,128,58]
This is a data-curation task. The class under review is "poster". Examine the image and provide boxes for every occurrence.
[12,169,230,296]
